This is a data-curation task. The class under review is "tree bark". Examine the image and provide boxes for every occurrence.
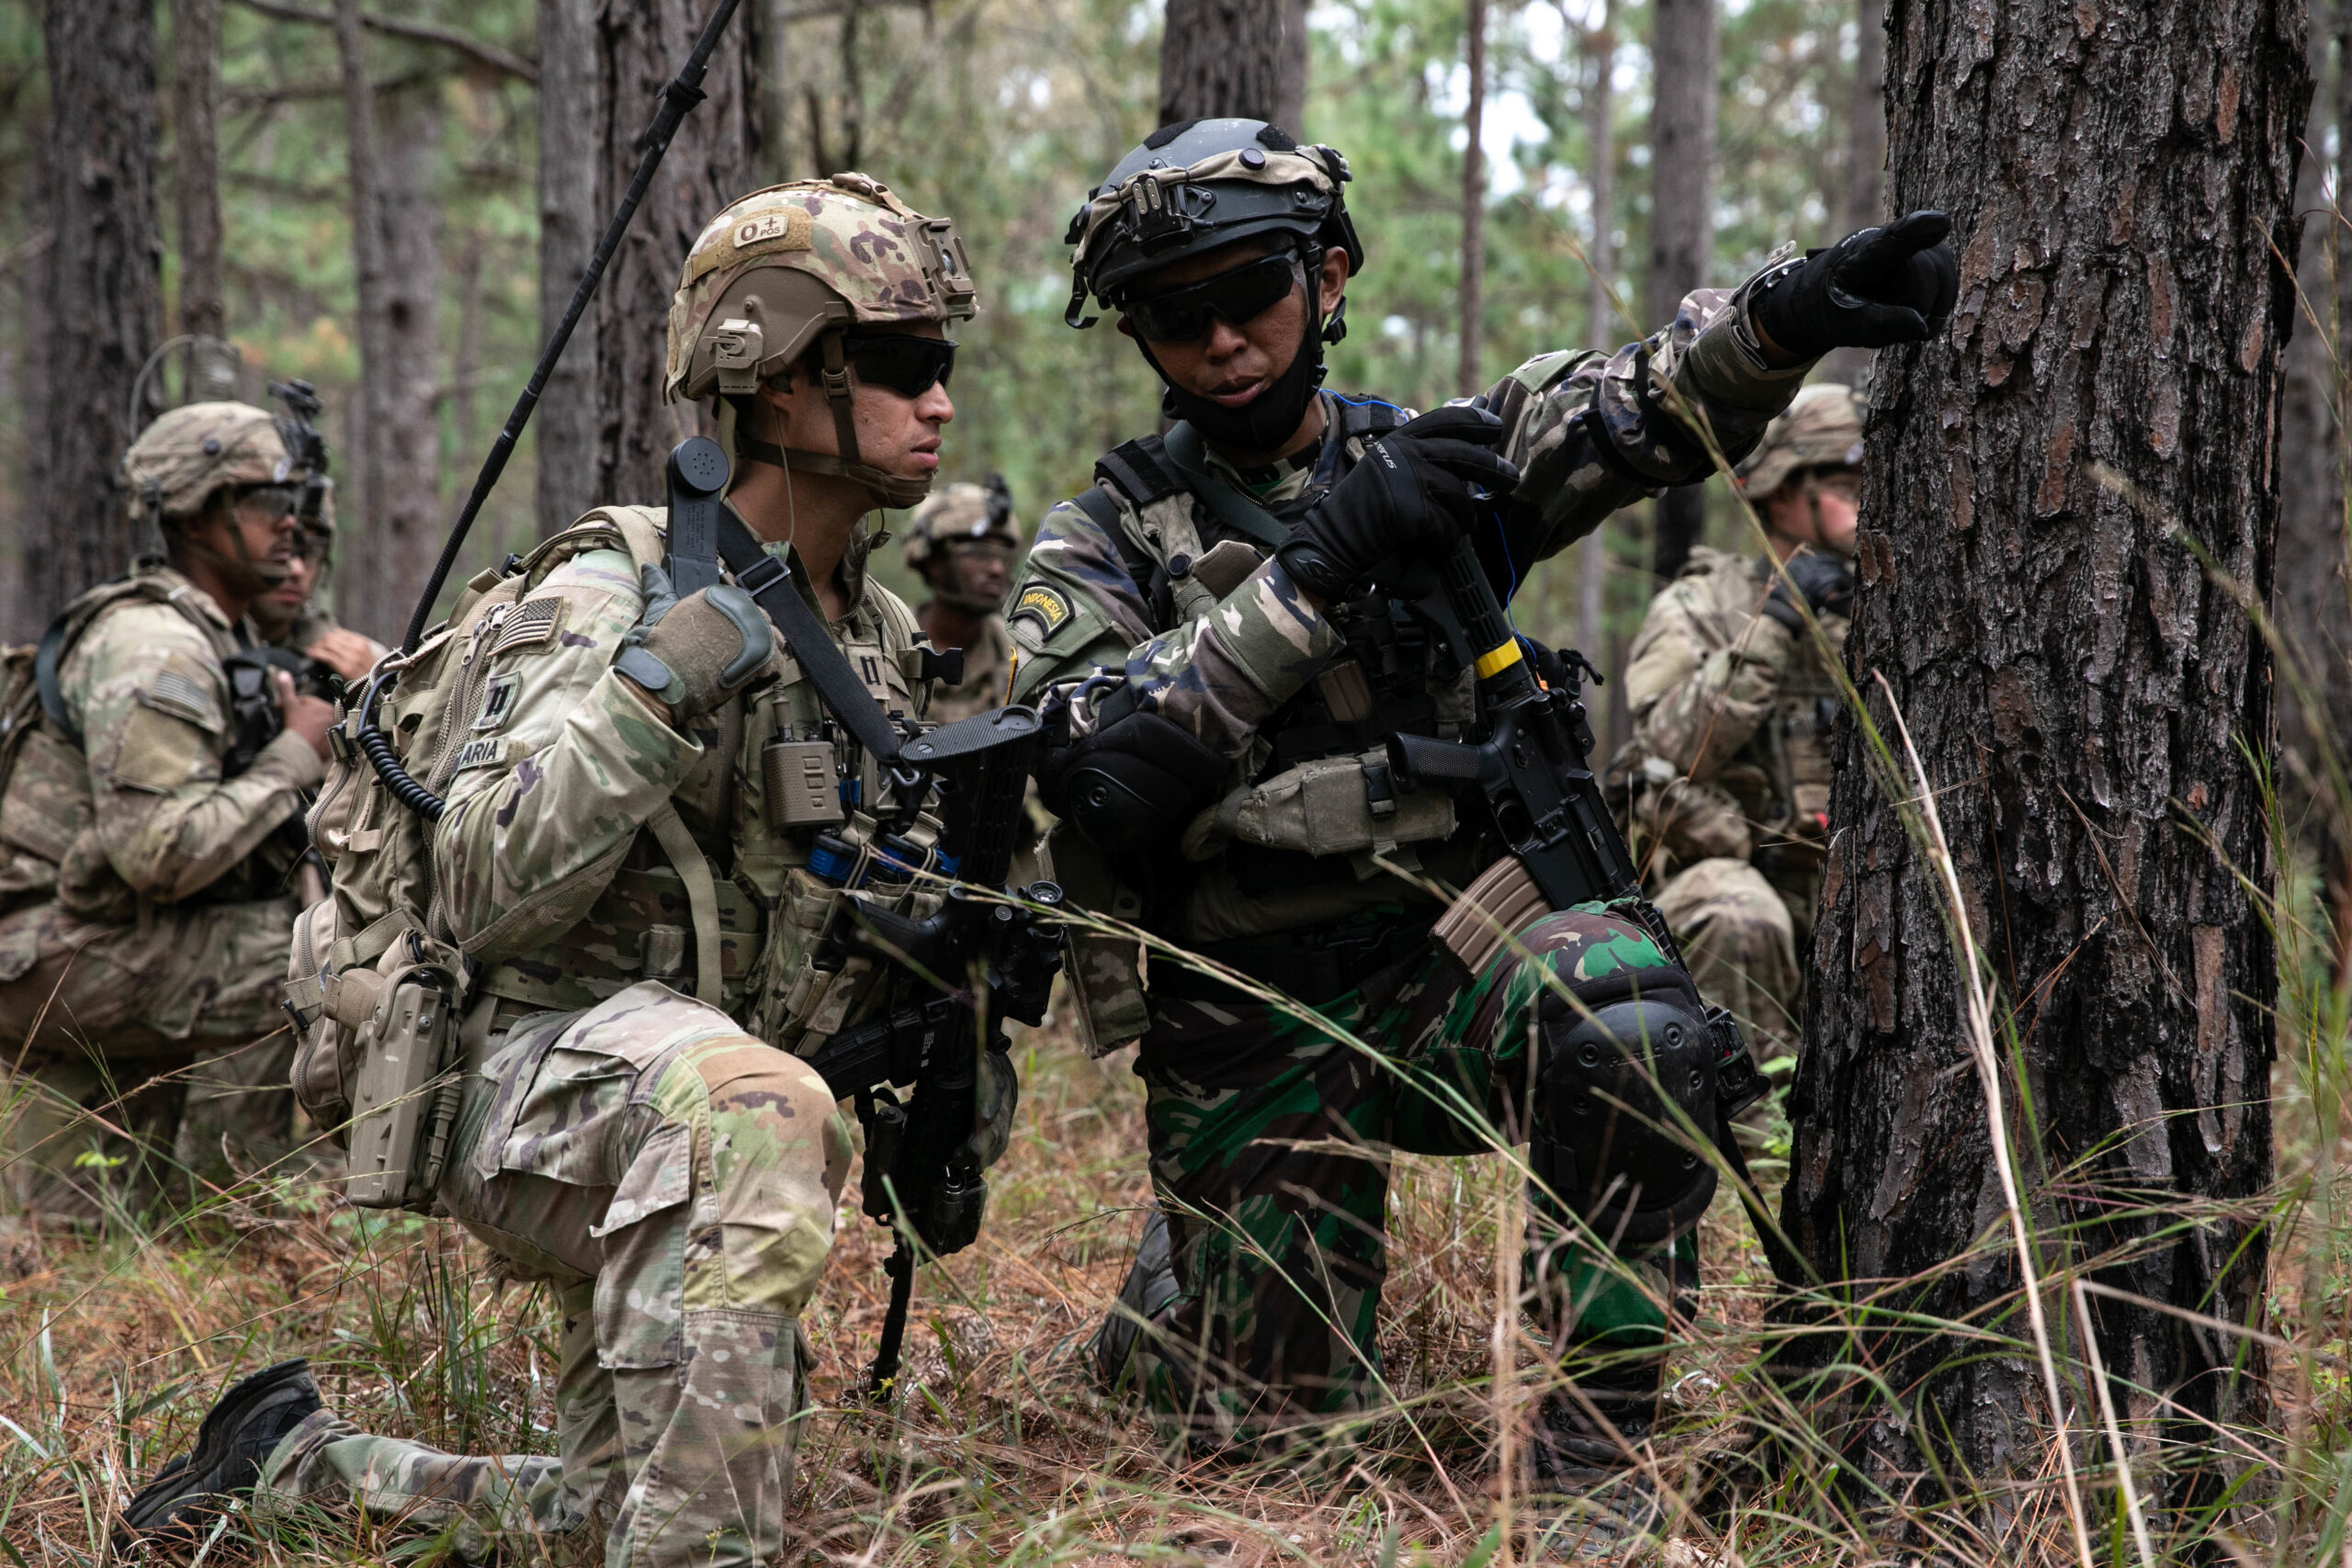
[34,0,164,608]
[1783,0,2299,1520]
[2278,0,2346,791]
[1273,0,1310,136]
[334,0,444,640]
[173,0,225,342]
[1817,0,1886,389]
[1646,0,1715,583]
[1459,0,1486,398]
[1159,0,1287,124]
[1577,1,1615,680]
[594,0,753,507]
[537,0,601,537]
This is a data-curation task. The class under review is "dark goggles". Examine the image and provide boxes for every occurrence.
[1121,252,1302,344]
[846,333,956,398]
[231,482,305,518]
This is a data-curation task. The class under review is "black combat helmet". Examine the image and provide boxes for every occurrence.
[1065,118,1364,322]
[1065,118,1368,451]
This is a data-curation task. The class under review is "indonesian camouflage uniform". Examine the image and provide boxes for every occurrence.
[256,517,941,1566]
[0,567,321,1221]
[1009,277,1815,1448]
[1619,547,1849,1059]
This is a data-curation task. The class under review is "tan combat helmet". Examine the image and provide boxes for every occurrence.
[1734,382,1864,501]
[904,475,1020,612]
[119,401,299,526]
[903,476,1020,569]
[665,173,978,507]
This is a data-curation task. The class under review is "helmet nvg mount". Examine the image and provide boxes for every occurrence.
[667,173,978,508]
[1066,118,1364,452]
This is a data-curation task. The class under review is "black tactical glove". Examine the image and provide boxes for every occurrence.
[1760,547,1856,633]
[1276,405,1520,602]
[614,564,775,719]
[1750,209,1960,360]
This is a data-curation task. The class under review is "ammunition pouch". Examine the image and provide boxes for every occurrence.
[1181,750,1454,864]
[1529,987,1720,1247]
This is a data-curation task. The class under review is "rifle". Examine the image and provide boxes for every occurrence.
[797,705,1066,1395]
[1383,525,1800,1280]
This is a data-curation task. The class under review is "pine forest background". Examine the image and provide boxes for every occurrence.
[0,0,1898,750]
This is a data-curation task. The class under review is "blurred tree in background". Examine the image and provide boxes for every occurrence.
[0,0,2125,676]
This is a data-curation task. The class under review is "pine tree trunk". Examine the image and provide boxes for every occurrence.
[34,0,162,606]
[371,85,443,631]
[1646,0,1714,583]
[172,0,223,343]
[1782,0,2300,1519]
[1459,0,1485,398]
[593,0,752,508]
[1159,0,1287,124]
[2278,3,2346,789]
[537,0,601,537]
[1817,0,1886,389]
[1577,3,1615,682]
[1273,0,1310,136]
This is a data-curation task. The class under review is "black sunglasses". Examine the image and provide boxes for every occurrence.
[1122,252,1303,344]
[232,482,304,518]
[846,333,956,398]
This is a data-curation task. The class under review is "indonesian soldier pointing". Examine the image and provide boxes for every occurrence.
[1617,384,1864,1077]
[1006,117,1954,1500]
[0,403,334,1223]
[120,175,1009,1566]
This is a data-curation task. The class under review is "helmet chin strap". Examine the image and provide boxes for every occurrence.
[173,505,290,601]
[728,331,933,510]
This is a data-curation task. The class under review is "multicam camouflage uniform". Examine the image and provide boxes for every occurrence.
[0,403,321,1223]
[903,479,1022,723]
[1013,120,1820,1454]
[253,175,982,1568]
[1618,385,1862,1057]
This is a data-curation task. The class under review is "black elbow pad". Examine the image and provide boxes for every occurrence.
[1045,711,1228,852]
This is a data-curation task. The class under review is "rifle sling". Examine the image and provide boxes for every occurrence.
[1159,422,1292,550]
[709,510,904,763]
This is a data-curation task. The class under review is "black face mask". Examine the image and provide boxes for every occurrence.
[1143,302,1328,455]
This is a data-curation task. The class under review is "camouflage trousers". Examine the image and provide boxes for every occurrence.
[1129,903,1702,1452]
[0,896,295,1224]
[255,982,852,1568]
[1651,857,1801,1055]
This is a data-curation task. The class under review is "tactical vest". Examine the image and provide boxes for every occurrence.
[0,569,258,919]
[1076,396,1490,876]
[290,507,942,1179]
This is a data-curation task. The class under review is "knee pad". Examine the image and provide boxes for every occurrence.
[1531,991,1719,1246]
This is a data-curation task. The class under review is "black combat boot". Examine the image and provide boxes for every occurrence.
[1524,1361,1668,1561]
[115,1358,322,1552]
[1089,1207,1181,1393]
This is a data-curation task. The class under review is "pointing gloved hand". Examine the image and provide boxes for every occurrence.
[1276,404,1520,603]
[614,563,775,720]
[1750,209,1961,360]
[1760,547,1857,633]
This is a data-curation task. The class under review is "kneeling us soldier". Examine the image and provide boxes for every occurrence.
[1009,118,1954,1475]
[121,175,997,1566]
[1617,385,1863,1089]
[0,403,334,1223]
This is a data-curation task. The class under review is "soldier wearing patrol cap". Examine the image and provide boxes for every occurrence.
[0,402,337,1224]
[1008,112,1953,1510]
[903,475,1022,722]
[1615,383,1864,1085]
[123,175,1012,1568]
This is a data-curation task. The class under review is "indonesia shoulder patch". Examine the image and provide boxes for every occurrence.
[1009,581,1072,639]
